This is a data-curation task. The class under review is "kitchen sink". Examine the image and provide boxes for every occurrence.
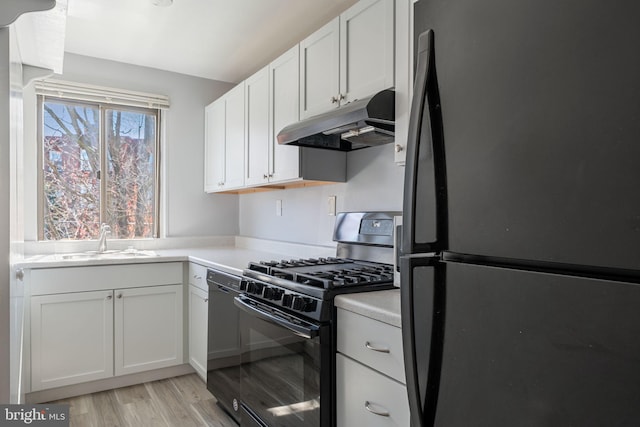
[55,249,158,261]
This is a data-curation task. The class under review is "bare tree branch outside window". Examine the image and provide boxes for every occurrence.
[41,98,159,240]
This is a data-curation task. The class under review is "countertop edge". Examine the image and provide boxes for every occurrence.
[17,238,336,274]
[335,289,401,328]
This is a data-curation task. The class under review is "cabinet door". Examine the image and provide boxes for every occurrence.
[224,83,246,190]
[188,285,208,381]
[300,17,340,119]
[245,66,270,186]
[269,45,301,183]
[394,0,413,164]
[31,290,114,391]
[204,100,226,192]
[114,285,183,376]
[340,0,395,103]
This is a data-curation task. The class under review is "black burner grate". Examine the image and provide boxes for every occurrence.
[248,258,394,289]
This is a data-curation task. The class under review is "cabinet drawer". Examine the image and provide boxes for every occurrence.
[31,262,183,295]
[189,263,207,291]
[337,308,405,384]
[336,353,409,427]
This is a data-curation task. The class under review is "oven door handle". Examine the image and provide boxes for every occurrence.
[234,296,320,339]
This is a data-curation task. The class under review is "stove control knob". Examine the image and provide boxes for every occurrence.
[292,296,305,311]
[246,281,255,294]
[253,283,264,295]
[293,297,317,313]
[282,294,293,307]
[239,281,247,292]
[304,299,318,313]
[272,289,284,301]
[263,287,274,300]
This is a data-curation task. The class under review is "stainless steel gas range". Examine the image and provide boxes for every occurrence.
[230,211,400,427]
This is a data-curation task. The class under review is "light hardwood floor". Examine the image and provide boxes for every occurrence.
[48,374,237,427]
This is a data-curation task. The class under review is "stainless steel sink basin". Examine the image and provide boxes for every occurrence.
[57,249,158,261]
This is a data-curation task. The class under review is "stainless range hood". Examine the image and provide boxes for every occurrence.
[277,90,395,151]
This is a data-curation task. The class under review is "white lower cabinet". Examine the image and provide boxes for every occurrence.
[188,285,208,380]
[336,308,409,427]
[31,290,114,390]
[114,284,183,376]
[337,354,410,427]
[29,263,184,392]
[188,262,208,380]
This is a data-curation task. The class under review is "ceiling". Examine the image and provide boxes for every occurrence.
[64,0,359,84]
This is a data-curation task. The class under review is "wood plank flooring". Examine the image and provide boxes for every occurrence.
[47,374,237,427]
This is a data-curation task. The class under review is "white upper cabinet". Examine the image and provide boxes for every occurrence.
[300,0,395,119]
[269,45,301,183]
[341,0,395,104]
[224,83,246,190]
[394,0,414,164]
[245,45,325,187]
[205,0,403,192]
[245,66,271,186]
[300,18,341,119]
[205,83,246,192]
[204,100,225,192]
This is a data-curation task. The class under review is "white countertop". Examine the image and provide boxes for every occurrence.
[335,288,401,328]
[18,237,337,277]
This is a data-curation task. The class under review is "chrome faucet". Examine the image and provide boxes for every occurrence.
[97,223,112,253]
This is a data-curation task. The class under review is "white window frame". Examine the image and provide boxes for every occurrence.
[35,80,169,241]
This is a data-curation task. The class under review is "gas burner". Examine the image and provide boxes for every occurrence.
[293,263,394,289]
[248,258,394,291]
[248,257,354,275]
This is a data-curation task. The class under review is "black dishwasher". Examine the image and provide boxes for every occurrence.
[206,269,243,424]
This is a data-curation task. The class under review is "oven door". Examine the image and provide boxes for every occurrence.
[234,295,332,427]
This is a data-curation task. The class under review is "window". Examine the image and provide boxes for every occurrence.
[36,81,168,241]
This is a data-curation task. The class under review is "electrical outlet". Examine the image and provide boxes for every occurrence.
[276,199,282,216]
[328,196,336,216]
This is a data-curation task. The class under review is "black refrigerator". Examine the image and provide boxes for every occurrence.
[401,1,640,426]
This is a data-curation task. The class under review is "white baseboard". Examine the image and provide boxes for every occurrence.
[25,364,195,403]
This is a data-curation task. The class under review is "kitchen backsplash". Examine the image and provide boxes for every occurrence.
[239,143,404,246]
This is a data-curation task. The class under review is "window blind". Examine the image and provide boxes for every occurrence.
[34,79,170,110]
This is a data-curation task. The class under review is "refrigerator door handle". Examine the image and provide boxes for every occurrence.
[402,29,446,256]
[401,254,442,427]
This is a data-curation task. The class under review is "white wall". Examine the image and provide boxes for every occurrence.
[23,53,238,241]
[239,143,405,246]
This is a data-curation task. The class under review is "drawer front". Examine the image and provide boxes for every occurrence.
[188,263,207,291]
[336,353,410,427]
[337,308,405,383]
[31,262,183,295]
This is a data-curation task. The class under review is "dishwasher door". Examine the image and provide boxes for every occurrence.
[206,269,242,424]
